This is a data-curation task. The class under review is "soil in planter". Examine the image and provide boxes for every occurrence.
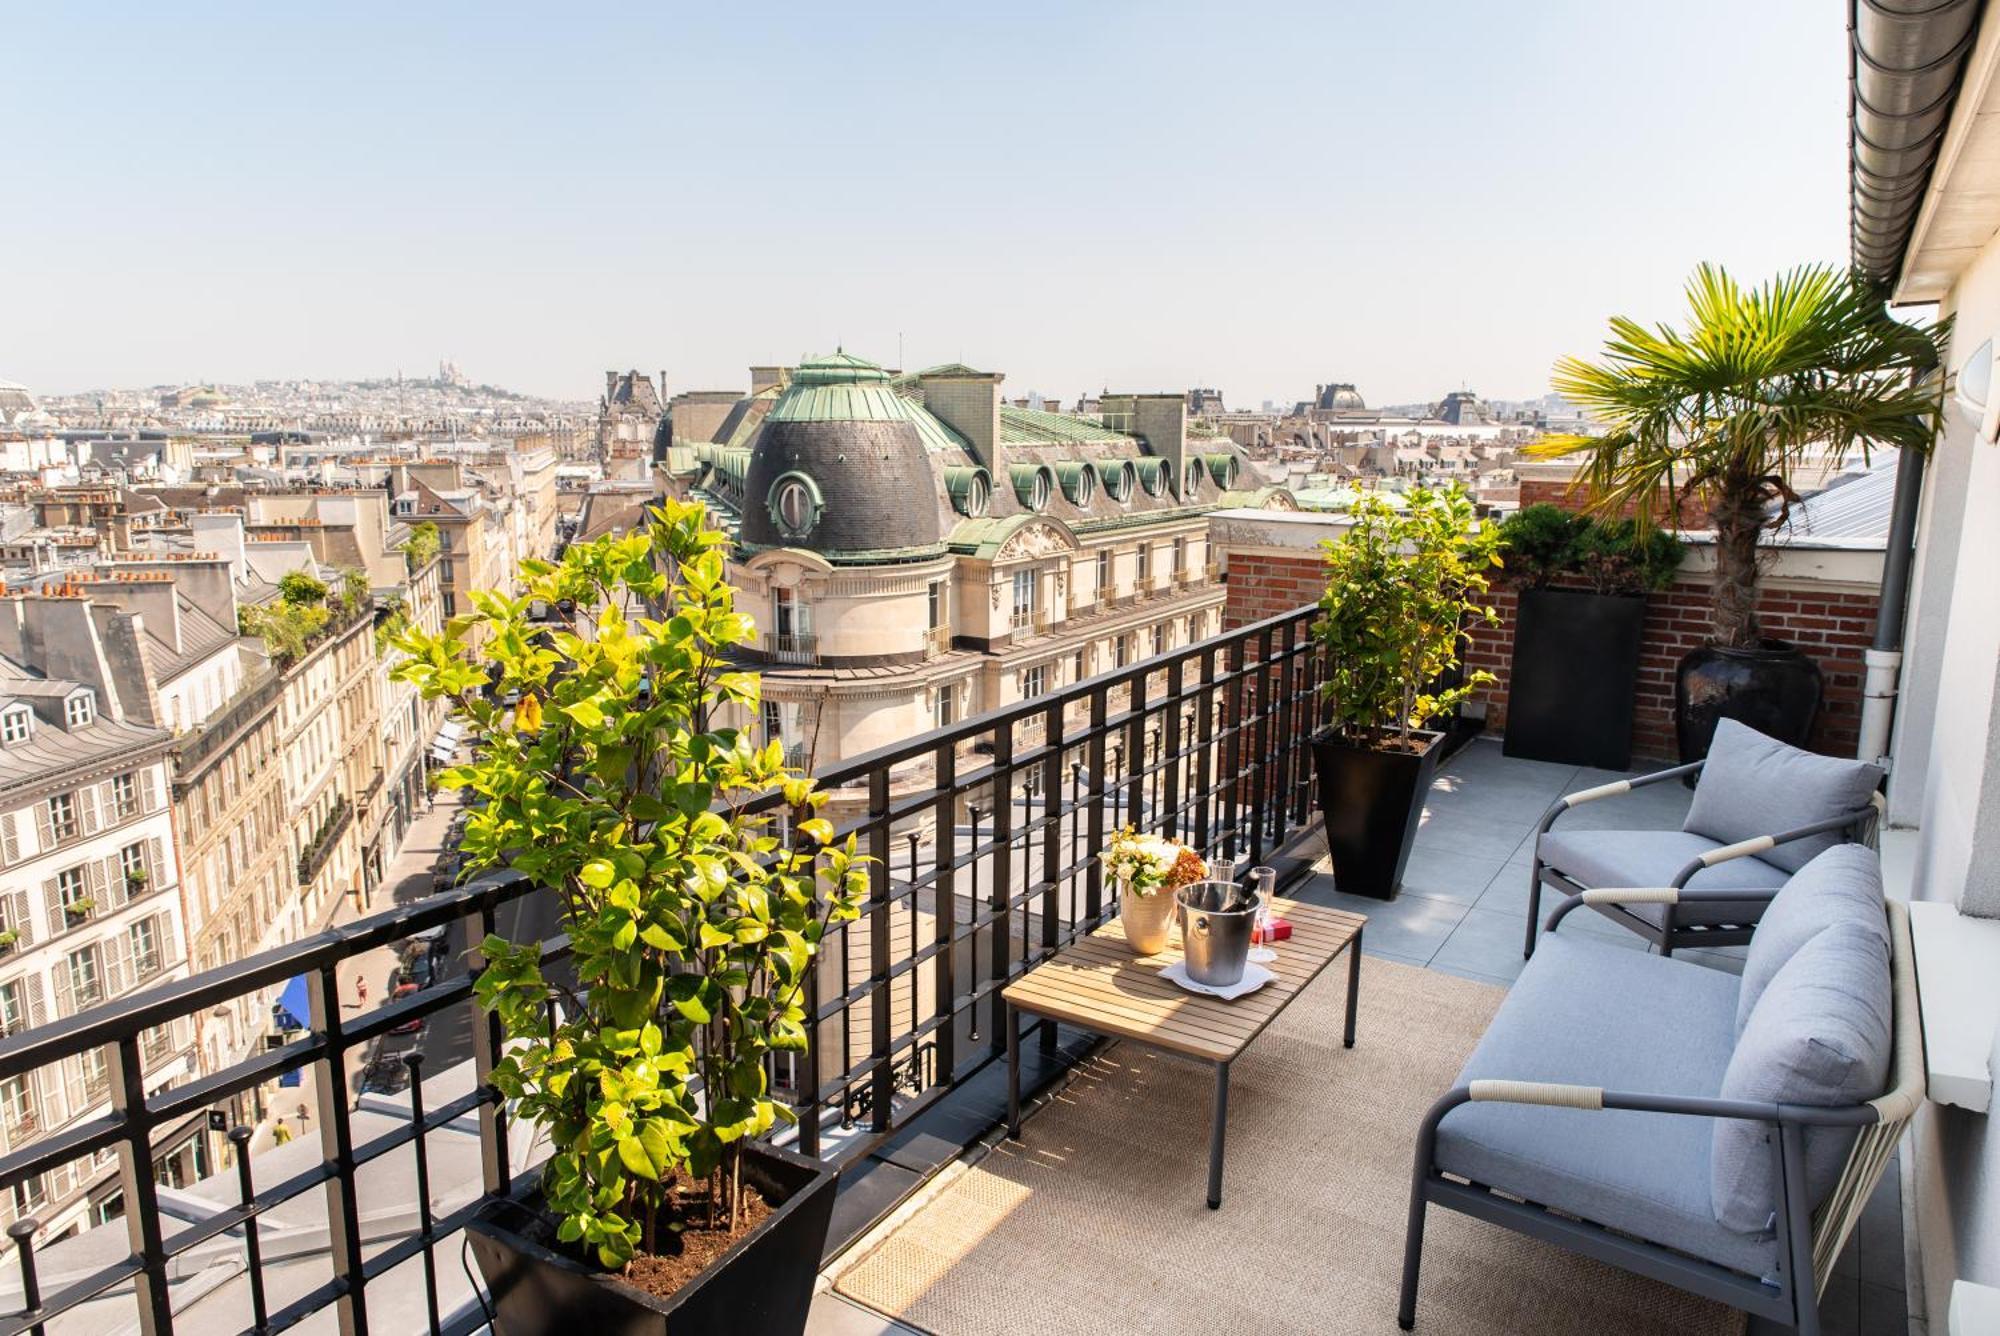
[615,1181,772,1303]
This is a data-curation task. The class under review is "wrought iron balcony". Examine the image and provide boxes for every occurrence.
[925,625,954,657]
[765,632,821,665]
[295,799,354,886]
[0,604,1327,1336]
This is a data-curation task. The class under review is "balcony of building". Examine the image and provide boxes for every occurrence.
[766,631,823,666]
[0,601,1936,1336]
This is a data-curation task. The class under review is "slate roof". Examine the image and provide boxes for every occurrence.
[0,654,170,792]
[146,593,242,680]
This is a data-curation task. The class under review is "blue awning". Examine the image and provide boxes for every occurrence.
[274,975,311,1032]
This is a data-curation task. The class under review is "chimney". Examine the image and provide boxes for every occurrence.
[919,369,1003,473]
[191,512,248,581]
[78,572,181,655]
[89,604,160,727]
[1100,394,1189,497]
[750,365,788,395]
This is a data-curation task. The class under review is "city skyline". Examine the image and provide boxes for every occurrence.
[1,1,1848,407]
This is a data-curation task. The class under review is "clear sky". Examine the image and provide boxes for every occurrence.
[0,1,1850,409]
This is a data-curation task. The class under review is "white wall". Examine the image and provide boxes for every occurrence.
[1899,215,2000,1329]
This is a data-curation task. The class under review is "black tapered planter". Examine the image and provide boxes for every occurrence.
[1674,640,1823,765]
[1311,728,1444,900]
[1502,588,1648,769]
[465,1142,837,1336]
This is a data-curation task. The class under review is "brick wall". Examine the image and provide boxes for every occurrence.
[1225,550,1875,763]
[1518,477,1711,527]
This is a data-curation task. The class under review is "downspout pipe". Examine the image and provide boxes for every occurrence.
[1859,441,1927,767]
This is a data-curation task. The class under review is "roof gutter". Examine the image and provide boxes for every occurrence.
[1849,0,1983,292]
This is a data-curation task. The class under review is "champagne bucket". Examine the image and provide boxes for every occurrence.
[1176,880,1258,987]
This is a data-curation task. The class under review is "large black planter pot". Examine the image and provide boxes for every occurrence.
[465,1142,837,1336]
[1502,588,1648,770]
[1311,728,1444,900]
[1674,640,1824,765]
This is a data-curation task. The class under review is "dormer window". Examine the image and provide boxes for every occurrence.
[0,706,29,745]
[64,691,95,729]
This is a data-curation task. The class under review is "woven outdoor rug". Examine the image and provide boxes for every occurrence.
[834,956,1743,1336]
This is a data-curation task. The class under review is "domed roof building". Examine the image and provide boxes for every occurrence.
[663,350,1292,780]
[1315,382,1367,413]
[0,380,55,432]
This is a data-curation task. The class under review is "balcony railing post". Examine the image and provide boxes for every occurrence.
[1037,704,1062,1054]
[988,720,1013,1058]
[866,768,893,1134]
[1084,687,1108,923]
[1249,625,1276,866]
[109,1033,171,1336]
[1161,658,1183,839]
[1193,646,1217,854]
[1273,618,1299,850]
[403,1052,442,1336]
[1123,672,1147,832]
[309,960,368,1336]
[9,1218,43,1336]
[226,1124,269,1335]
[932,740,957,1083]
[1223,639,1245,859]
[470,893,510,1198]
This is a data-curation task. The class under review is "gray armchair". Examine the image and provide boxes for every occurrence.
[1401,848,1922,1336]
[1525,720,1882,959]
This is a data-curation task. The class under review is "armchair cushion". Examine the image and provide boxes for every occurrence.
[1683,720,1883,873]
[1712,921,1893,1234]
[1538,829,1787,926]
[1735,845,1889,1035]
[1436,934,1776,1277]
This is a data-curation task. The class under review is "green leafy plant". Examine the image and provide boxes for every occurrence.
[338,569,371,616]
[387,497,865,1272]
[1497,504,1683,595]
[1534,263,1947,648]
[278,571,329,606]
[1493,504,1586,589]
[401,521,441,572]
[1310,485,1502,750]
[240,599,330,664]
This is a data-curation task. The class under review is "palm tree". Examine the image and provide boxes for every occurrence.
[1534,263,1948,649]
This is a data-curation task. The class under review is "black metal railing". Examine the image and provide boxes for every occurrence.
[0,602,1326,1336]
[760,603,1325,1159]
[0,873,554,1336]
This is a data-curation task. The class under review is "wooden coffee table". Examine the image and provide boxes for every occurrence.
[1004,896,1366,1208]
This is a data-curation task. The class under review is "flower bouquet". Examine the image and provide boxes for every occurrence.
[1102,828,1208,955]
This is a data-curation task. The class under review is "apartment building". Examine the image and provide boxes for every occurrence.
[0,595,194,1241]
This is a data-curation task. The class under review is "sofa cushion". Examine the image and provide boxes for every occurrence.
[1712,922,1893,1234]
[1436,933,1775,1278]
[1538,829,1788,928]
[1683,720,1882,873]
[1736,845,1888,1035]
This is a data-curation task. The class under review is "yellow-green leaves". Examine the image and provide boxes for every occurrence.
[387,498,878,1267]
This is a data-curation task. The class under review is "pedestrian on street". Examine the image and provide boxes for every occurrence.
[356,977,369,1008]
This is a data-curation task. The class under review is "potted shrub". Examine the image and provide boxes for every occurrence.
[1536,263,1947,759]
[1498,504,1683,769]
[1308,487,1501,899]
[387,498,865,1336]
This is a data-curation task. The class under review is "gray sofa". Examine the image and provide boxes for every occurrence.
[1526,720,1882,959]
[1400,844,1923,1336]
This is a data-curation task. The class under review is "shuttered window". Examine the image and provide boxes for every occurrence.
[47,794,76,843]
[111,773,138,819]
